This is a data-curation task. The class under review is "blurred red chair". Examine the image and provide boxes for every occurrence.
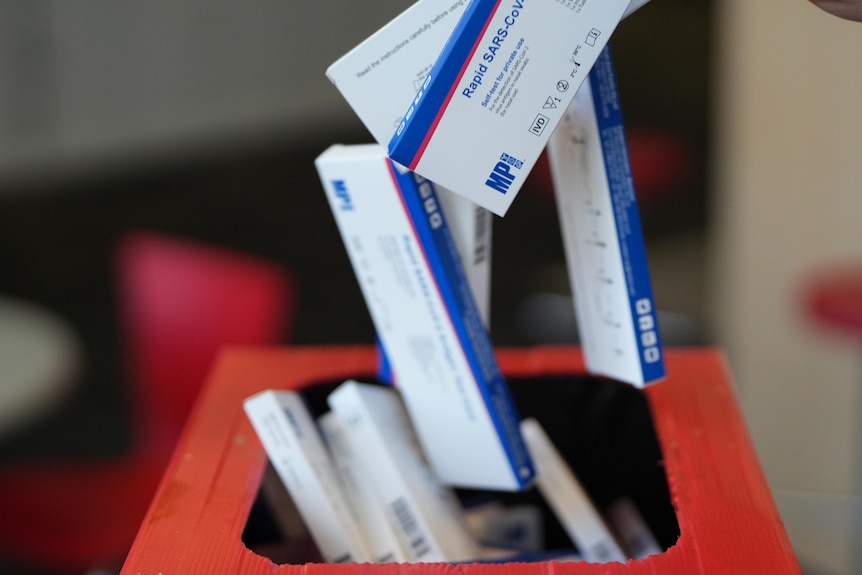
[803,264,862,340]
[0,231,297,572]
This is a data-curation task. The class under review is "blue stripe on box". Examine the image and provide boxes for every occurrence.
[388,0,503,168]
[388,161,534,489]
[375,336,394,385]
[590,46,666,384]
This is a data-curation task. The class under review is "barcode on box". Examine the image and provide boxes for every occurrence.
[390,497,432,559]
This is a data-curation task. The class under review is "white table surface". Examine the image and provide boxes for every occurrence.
[0,295,82,439]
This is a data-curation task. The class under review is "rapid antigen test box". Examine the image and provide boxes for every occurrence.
[326,0,470,148]
[326,0,491,326]
[315,144,533,491]
[243,390,373,563]
[521,418,627,564]
[328,0,650,146]
[326,0,651,322]
[548,46,665,386]
[388,0,632,216]
[318,412,409,563]
[328,381,480,562]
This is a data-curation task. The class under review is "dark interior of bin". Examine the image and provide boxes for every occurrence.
[242,373,680,564]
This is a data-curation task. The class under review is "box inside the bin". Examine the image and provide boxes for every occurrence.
[241,373,680,564]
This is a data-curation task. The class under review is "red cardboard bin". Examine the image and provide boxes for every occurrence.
[120,346,801,574]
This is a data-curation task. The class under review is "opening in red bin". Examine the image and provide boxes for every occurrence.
[241,374,680,565]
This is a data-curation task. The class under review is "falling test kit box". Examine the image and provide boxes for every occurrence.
[549,46,665,387]
[327,0,650,149]
[326,0,654,384]
[315,144,534,491]
[387,0,632,216]
[326,0,490,325]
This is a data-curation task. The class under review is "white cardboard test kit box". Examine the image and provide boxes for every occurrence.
[315,143,534,492]
[326,0,491,326]
[326,0,657,386]
[521,418,627,564]
[327,0,650,149]
[387,0,632,216]
[549,46,665,387]
[318,412,409,563]
[242,390,374,563]
[327,380,480,562]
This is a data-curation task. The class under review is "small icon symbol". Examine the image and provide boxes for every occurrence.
[570,63,581,78]
[543,97,557,109]
[529,114,550,137]
[585,28,601,47]
[556,80,569,92]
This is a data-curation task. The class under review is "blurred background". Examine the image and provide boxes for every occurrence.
[0,0,861,574]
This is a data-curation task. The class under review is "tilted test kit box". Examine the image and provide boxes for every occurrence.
[387,0,632,215]
[326,0,490,326]
[549,46,665,386]
[315,144,534,491]
[326,0,659,387]
[327,0,650,148]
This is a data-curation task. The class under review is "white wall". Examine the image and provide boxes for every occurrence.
[710,1,862,572]
[0,1,409,185]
